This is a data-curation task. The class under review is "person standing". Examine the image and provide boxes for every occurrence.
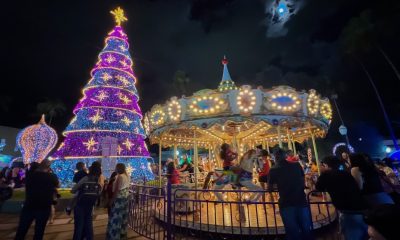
[106,163,131,240]
[73,162,88,184]
[315,156,368,240]
[15,160,59,240]
[71,161,104,240]
[349,153,394,207]
[267,149,313,240]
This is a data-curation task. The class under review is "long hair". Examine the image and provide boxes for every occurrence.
[88,161,102,178]
[115,163,127,176]
[167,162,175,175]
[220,143,230,160]
[349,153,378,176]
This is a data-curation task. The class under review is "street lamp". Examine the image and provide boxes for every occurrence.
[331,94,351,151]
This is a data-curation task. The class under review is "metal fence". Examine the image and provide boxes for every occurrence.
[128,181,336,240]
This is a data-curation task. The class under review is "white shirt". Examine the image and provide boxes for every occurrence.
[113,173,130,192]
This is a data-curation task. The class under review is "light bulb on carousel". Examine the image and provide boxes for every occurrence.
[16,115,58,164]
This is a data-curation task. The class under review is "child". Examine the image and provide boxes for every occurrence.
[221,143,238,171]
[167,161,180,184]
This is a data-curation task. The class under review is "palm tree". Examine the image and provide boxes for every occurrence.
[173,70,190,96]
[339,11,399,150]
[36,99,66,126]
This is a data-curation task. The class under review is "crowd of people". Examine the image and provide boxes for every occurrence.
[165,143,400,240]
[11,160,131,240]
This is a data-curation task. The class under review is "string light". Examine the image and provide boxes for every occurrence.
[51,8,153,186]
[268,90,301,112]
[150,109,166,126]
[167,99,181,121]
[189,95,225,114]
[320,102,332,120]
[237,87,256,113]
[307,90,319,115]
[17,115,58,164]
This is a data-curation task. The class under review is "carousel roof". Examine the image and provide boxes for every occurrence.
[144,57,332,149]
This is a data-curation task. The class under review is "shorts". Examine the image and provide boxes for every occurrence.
[258,175,268,183]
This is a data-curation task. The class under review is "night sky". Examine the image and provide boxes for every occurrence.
[1,0,400,154]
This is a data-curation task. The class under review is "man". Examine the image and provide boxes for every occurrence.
[364,204,400,240]
[15,159,59,240]
[268,149,313,240]
[315,156,367,240]
[73,162,87,184]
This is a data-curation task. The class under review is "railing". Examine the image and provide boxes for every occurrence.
[128,181,336,240]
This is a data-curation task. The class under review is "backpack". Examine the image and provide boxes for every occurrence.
[77,176,102,206]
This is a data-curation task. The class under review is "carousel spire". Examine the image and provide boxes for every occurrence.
[218,55,237,92]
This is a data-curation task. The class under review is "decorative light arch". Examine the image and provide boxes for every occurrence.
[307,90,319,115]
[150,109,166,126]
[237,86,256,113]
[320,102,333,120]
[167,99,181,121]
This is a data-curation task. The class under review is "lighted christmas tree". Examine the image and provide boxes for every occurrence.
[51,7,154,186]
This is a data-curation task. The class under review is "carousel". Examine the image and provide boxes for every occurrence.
[141,57,335,235]
[145,56,332,182]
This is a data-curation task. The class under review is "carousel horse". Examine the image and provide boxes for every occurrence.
[213,149,264,202]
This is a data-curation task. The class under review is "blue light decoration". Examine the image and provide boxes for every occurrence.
[389,150,400,160]
[332,142,355,155]
[50,7,154,186]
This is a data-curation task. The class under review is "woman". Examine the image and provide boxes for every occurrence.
[106,171,117,216]
[177,154,194,182]
[258,150,271,190]
[349,153,394,207]
[72,161,104,240]
[106,163,130,240]
[167,161,181,184]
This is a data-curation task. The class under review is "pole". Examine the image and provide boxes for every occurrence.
[287,129,292,151]
[173,144,177,162]
[311,132,320,175]
[277,125,283,148]
[158,140,162,187]
[262,140,266,150]
[193,130,198,189]
[266,141,270,154]
[166,178,172,240]
[332,96,351,149]
[292,139,297,155]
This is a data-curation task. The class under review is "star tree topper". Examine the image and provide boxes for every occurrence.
[110,7,127,26]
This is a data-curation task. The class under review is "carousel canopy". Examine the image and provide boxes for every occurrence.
[144,57,332,150]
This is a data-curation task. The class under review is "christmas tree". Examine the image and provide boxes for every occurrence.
[51,7,154,186]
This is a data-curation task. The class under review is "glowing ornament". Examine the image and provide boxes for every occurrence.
[119,45,127,51]
[150,109,166,126]
[307,90,319,115]
[126,164,133,176]
[268,90,301,112]
[118,93,131,104]
[83,137,98,151]
[121,116,133,126]
[16,115,58,164]
[122,138,133,150]
[116,75,130,86]
[105,54,116,63]
[117,145,123,155]
[189,95,225,115]
[110,7,127,26]
[101,73,112,81]
[89,110,103,124]
[167,99,181,121]
[96,91,109,101]
[237,87,256,113]
[119,59,129,68]
[320,102,332,120]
